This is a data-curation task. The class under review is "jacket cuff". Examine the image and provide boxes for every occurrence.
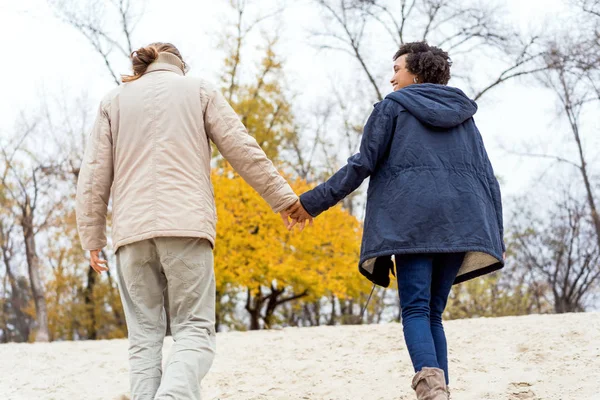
[299,192,322,218]
[263,181,298,213]
[78,223,107,251]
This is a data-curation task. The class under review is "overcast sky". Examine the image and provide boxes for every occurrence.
[1,0,595,205]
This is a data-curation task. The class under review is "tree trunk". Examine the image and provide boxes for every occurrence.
[0,300,6,343]
[245,287,264,331]
[263,287,284,329]
[553,284,582,314]
[375,288,386,324]
[559,73,600,249]
[248,307,261,330]
[340,299,361,325]
[263,288,309,329]
[574,134,600,249]
[84,266,97,340]
[22,204,49,342]
[287,307,299,327]
[311,300,322,326]
[303,301,321,327]
[328,295,337,326]
[3,257,31,342]
[554,296,566,314]
[215,290,222,333]
[1,274,8,343]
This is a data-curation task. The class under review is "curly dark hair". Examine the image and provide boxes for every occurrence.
[393,42,452,85]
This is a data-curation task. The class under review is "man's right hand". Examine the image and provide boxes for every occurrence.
[280,208,293,230]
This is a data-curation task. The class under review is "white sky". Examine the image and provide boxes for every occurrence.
[0,0,593,205]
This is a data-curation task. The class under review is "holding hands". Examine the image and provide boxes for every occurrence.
[280,200,313,232]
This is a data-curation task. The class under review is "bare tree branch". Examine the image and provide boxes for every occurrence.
[116,0,133,54]
[50,0,145,86]
[505,150,581,170]
[422,0,442,41]
[312,0,383,101]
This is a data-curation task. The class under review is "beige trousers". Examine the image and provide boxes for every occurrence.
[116,237,216,400]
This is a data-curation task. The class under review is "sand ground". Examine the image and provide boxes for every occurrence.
[1,312,598,400]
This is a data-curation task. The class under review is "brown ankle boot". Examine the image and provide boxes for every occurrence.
[411,367,449,400]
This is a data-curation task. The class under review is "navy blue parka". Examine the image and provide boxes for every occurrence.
[300,84,505,287]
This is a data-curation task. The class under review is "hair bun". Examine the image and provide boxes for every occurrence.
[133,46,159,65]
[122,42,185,83]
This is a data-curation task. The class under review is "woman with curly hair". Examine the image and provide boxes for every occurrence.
[288,42,505,399]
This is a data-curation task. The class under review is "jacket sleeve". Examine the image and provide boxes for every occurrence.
[203,86,298,213]
[299,101,396,217]
[76,102,114,251]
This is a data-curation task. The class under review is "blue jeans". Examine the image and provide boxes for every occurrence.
[395,252,464,385]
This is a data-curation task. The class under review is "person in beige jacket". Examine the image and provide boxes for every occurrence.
[76,42,303,400]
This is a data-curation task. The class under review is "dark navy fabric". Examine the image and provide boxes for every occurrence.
[299,84,505,286]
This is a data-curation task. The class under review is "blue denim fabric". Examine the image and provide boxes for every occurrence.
[395,252,465,385]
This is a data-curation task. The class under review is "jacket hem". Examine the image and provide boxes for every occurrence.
[360,244,503,264]
[359,244,504,286]
[453,262,503,284]
[113,229,216,253]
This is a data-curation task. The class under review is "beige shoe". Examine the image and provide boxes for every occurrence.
[411,367,449,400]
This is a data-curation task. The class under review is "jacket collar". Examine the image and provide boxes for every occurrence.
[146,52,185,76]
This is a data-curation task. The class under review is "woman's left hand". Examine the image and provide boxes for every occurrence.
[286,201,313,232]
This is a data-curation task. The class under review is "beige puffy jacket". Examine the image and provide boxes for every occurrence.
[76,52,298,252]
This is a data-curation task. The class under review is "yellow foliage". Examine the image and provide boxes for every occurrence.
[41,196,126,340]
[445,273,544,320]
[44,262,127,341]
[220,37,295,162]
[213,167,369,304]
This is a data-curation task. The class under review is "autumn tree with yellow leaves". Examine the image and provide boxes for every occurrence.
[209,1,371,330]
[212,169,368,330]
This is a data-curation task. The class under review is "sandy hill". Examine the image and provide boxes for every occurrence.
[1,312,598,399]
